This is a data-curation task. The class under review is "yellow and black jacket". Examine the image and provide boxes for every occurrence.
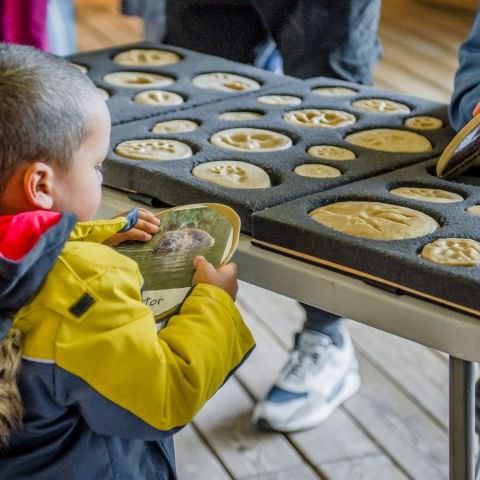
[0,210,255,480]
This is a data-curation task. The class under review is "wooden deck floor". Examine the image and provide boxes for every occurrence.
[83,1,475,478]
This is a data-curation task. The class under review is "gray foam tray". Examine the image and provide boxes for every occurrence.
[252,159,480,316]
[67,42,299,125]
[104,79,454,233]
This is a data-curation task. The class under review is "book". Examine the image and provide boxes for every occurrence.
[117,203,240,321]
[436,113,480,178]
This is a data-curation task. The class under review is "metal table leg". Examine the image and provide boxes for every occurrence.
[450,356,475,480]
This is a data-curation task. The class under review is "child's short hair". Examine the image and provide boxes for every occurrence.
[0,43,99,192]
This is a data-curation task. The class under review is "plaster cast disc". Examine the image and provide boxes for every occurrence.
[152,120,199,134]
[307,145,356,161]
[421,238,480,266]
[97,87,109,100]
[115,139,192,161]
[352,98,410,114]
[71,63,88,73]
[390,187,463,203]
[404,116,443,130]
[467,205,480,216]
[312,86,357,96]
[210,128,292,152]
[192,72,260,92]
[113,49,181,67]
[256,95,302,106]
[346,129,432,153]
[134,90,184,106]
[103,71,174,88]
[309,201,439,240]
[284,109,356,128]
[219,111,263,121]
[294,164,342,178]
[192,160,271,189]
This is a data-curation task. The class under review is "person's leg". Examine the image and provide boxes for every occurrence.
[253,0,382,83]
[253,303,360,432]
[301,303,343,346]
[164,0,266,64]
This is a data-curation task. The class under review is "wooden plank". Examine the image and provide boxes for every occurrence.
[193,378,311,478]
[346,320,449,429]
[320,455,408,480]
[240,465,319,480]
[374,59,451,101]
[236,290,411,480]
[242,282,449,479]
[344,356,448,479]
[382,0,473,42]
[175,424,231,480]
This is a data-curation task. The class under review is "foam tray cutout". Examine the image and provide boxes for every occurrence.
[252,159,480,317]
[67,42,298,125]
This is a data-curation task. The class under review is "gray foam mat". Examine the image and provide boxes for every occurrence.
[252,159,480,316]
[67,42,299,125]
[104,80,454,233]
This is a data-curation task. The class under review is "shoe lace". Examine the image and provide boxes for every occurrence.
[283,348,327,384]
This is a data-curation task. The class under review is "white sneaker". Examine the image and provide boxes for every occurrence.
[253,327,360,432]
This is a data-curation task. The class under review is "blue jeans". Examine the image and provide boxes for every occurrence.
[164,0,382,83]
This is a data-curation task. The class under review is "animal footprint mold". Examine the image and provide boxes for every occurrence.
[307,145,356,161]
[192,160,271,189]
[152,120,199,134]
[218,111,264,121]
[113,49,181,67]
[346,128,432,153]
[97,87,109,100]
[294,164,342,178]
[309,201,439,240]
[192,72,260,92]
[467,205,480,216]
[210,128,292,152]
[283,109,356,128]
[390,187,463,203]
[103,71,175,88]
[404,116,443,130]
[421,238,480,266]
[115,139,193,161]
[133,90,184,106]
[352,98,410,114]
[312,86,357,97]
[256,95,302,106]
[71,63,88,73]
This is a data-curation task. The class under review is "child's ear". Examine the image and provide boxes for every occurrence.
[23,162,55,210]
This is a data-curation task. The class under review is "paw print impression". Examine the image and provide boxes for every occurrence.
[115,139,193,160]
[210,128,292,152]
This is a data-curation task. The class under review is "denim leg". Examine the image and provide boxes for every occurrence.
[253,0,382,83]
[164,1,266,64]
[301,303,343,347]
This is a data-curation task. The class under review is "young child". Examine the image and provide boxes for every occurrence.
[0,43,255,479]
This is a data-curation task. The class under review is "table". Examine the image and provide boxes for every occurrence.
[99,187,478,480]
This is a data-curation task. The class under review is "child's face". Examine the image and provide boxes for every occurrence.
[52,97,111,221]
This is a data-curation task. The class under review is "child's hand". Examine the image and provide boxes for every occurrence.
[104,208,160,247]
[193,256,238,301]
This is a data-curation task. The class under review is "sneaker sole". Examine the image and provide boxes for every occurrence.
[256,369,361,433]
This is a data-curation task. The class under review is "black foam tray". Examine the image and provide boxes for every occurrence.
[67,42,299,125]
[104,79,454,233]
[252,159,480,316]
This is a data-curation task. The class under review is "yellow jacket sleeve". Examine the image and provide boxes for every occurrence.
[53,245,254,433]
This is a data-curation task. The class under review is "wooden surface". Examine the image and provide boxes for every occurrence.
[85,2,475,478]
